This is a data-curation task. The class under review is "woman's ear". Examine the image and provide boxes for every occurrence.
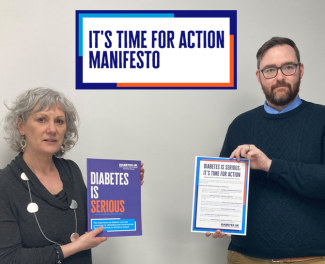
[17,118,25,136]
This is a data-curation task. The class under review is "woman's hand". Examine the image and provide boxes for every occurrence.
[61,227,107,259]
[140,163,145,186]
[74,226,107,251]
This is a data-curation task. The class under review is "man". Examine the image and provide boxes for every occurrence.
[206,37,325,263]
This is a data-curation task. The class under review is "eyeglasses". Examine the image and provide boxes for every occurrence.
[259,63,300,79]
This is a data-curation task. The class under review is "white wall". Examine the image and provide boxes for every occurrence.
[1,1,324,263]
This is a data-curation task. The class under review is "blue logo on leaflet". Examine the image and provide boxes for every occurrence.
[91,219,136,231]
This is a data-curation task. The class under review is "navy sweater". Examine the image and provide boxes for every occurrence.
[221,100,325,258]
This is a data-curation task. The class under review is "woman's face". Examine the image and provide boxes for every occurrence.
[18,104,67,157]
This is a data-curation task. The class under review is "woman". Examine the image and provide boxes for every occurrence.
[0,87,144,264]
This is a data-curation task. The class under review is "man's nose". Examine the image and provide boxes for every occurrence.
[275,68,285,80]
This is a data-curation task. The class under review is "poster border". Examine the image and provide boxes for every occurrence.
[76,10,237,90]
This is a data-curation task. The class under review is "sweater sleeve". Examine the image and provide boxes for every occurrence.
[267,159,325,200]
[0,182,64,264]
[267,130,325,200]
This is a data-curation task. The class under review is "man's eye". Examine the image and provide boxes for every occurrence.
[283,65,294,70]
[265,68,275,73]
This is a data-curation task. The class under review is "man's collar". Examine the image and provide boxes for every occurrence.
[264,96,302,114]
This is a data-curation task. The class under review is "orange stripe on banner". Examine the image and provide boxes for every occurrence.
[202,158,247,205]
[117,35,235,88]
[229,35,234,87]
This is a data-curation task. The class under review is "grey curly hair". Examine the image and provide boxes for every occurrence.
[3,87,79,157]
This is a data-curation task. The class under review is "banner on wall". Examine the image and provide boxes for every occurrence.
[76,10,237,89]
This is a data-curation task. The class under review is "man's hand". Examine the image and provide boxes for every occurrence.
[205,230,231,238]
[229,144,272,172]
[140,163,145,186]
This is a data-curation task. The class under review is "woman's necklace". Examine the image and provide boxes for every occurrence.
[21,172,79,243]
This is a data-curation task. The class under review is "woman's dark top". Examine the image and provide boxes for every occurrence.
[0,153,91,264]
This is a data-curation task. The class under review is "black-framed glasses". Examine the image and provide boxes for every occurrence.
[259,63,300,79]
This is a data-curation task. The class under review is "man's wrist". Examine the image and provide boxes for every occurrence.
[263,159,272,172]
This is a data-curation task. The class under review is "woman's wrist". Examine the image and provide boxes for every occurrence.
[61,242,82,259]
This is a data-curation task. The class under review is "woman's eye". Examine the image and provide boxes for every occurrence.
[56,119,65,125]
[37,118,45,122]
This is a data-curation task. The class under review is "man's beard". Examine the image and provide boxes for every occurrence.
[262,78,300,106]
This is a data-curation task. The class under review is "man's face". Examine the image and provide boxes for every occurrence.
[256,44,304,106]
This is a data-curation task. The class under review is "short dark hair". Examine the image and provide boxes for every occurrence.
[256,37,300,69]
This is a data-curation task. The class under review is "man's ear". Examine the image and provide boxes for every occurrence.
[256,70,262,85]
[17,118,25,136]
[299,63,304,80]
